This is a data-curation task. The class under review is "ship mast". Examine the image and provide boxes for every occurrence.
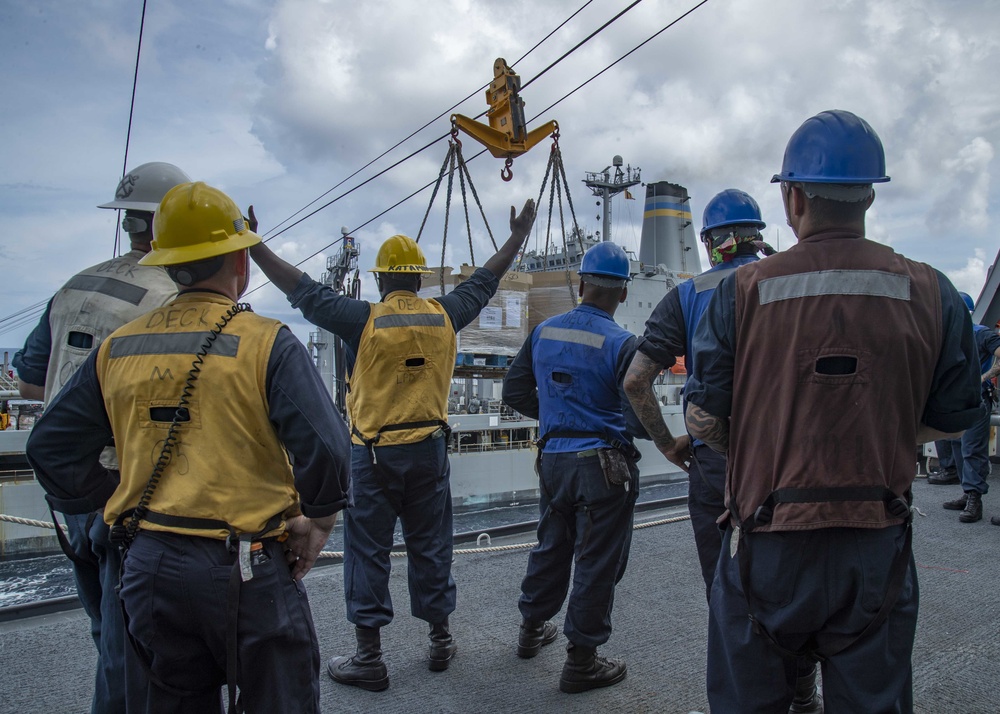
[309,227,360,416]
[584,155,641,243]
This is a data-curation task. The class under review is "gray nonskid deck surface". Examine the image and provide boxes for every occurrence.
[2,478,998,713]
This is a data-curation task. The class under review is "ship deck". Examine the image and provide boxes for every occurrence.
[2,477,998,713]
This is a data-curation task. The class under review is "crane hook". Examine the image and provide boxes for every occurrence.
[501,157,514,182]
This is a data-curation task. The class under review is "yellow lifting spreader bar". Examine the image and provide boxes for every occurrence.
[451,57,558,181]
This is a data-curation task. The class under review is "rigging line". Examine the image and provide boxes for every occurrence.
[250,1,706,289]
[262,0,595,240]
[528,0,710,121]
[113,0,149,259]
[244,148,484,298]
[0,311,48,339]
[520,0,645,92]
[263,132,450,242]
[262,0,600,243]
[0,299,49,326]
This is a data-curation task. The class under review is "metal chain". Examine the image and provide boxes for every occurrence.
[544,163,558,274]
[456,147,498,252]
[522,145,557,269]
[455,144,476,267]
[439,143,457,296]
[554,173,576,305]
[553,142,586,256]
[416,142,454,244]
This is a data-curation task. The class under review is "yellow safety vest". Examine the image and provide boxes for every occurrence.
[348,291,456,446]
[97,293,297,540]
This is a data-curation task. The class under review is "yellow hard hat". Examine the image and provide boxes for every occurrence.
[140,182,261,266]
[369,234,433,274]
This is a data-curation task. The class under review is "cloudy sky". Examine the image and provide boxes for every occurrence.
[2,0,998,352]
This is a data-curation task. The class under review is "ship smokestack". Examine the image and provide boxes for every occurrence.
[639,181,701,274]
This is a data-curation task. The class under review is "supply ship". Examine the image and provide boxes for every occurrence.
[4,170,1000,714]
[308,162,701,511]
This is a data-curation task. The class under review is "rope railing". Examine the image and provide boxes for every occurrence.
[0,514,68,532]
[0,510,690,559]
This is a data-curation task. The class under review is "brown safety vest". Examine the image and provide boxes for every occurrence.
[726,231,940,532]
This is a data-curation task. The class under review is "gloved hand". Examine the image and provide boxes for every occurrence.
[245,205,258,233]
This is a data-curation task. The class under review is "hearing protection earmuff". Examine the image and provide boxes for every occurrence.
[167,255,225,287]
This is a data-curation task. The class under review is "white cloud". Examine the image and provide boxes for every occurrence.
[2,0,1000,350]
[947,249,990,300]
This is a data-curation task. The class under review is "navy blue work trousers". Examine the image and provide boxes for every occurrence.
[707,524,917,714]
[119,531,321,714]
[688,444,727,601]
[65,511,145,714]
[951,402,992,495]
[343,434,456,628]
[935,438,956,470]
[519,450,639,648]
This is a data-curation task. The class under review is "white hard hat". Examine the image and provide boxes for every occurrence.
[98,162,192,212]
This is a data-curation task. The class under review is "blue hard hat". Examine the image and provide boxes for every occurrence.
[579,242,631,281]
[771,110,890,185]
[960,292,975,312]
[701,189,766,235]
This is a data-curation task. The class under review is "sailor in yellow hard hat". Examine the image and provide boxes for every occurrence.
[12,160,190,714]
[250,197,536,690]
[28,181,351,713]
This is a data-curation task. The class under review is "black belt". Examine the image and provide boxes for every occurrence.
[535,429,641,462]
[353,420,451,515]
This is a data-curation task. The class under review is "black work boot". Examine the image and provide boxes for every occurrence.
[991,515,1000,526]
[789,661,823,713]
[517,620,559,659]
[559,643,627,693]
[428,618,457,671]
[959,491,983,523]
[927,468,959,485]
[327,626,389,691]
[943,493,968,510]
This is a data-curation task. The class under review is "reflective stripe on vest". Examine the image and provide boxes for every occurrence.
[758,269,910,304]
[63,274,150,306]
[538,326,606,349]
[109,332,241,358]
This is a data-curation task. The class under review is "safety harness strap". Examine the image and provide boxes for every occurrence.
[735,488,914,662]
[352,419,451,443]
[352,421,451,516]
[737,486,911,533]
[48,505,99,569]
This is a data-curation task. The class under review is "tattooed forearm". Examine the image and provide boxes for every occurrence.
[685,403,729,453]
[624,352,676,450]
